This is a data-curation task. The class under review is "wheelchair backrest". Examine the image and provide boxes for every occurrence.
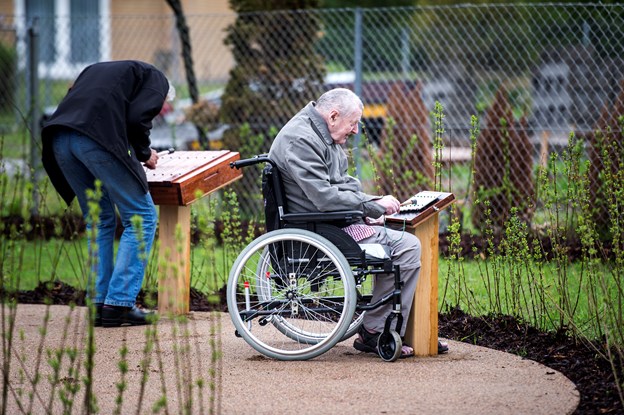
[262,162,287,232]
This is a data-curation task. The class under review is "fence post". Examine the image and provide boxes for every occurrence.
[401,26,410,78]
[353,7,362,176]
[28,18,41,217]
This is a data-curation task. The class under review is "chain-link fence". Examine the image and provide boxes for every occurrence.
[1,3,623,230]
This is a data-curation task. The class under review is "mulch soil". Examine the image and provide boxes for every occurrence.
[439,307,623,414]
[7,280,622,415]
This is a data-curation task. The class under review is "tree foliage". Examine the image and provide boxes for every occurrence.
[221,0,325,218]
[321,0,415,8]
[221,0,325,149]
[409,3,624,76]
[0,43,16,112]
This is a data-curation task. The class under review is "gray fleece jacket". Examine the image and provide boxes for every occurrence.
[268,101,385,219]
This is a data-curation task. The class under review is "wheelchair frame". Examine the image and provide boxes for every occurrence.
[227,155,405,361]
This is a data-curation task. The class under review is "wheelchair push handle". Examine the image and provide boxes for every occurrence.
[230,154,274,169]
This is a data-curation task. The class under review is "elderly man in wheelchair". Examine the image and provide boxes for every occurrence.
[227,88,447,362]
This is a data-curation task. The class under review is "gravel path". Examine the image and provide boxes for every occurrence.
[2,304,579,414]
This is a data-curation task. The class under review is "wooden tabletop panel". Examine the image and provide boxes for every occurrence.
[145,150,242,206]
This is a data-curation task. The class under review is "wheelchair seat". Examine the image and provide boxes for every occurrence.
[226,155,404,362]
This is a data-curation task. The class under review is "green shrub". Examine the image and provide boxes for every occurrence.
[0,42,17,112]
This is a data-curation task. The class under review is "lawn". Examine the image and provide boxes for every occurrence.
[2,235,617,342]
[0,236,230,294]
[439,255,617,339]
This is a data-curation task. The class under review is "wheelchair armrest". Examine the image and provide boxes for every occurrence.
[230,154,270,169]
[282,210,363,223]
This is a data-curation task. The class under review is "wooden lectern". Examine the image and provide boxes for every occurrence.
[145,150,242,315]
[385,191,455,356]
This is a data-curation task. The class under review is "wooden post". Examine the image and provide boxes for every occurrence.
[157,205,191,315]
[404,213,440,356]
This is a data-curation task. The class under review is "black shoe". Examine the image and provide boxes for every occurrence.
[101,305,155,327]
[353,325,380,354]
[438,340,449,354]
[95,304,103,327]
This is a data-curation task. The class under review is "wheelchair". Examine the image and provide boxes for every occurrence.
[227,155,405,362]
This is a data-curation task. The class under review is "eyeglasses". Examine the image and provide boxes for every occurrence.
[349,119,362,129]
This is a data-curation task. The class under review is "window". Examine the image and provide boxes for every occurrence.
[25,0,55,63]
[20,0,108,76]
[70,0,100,63]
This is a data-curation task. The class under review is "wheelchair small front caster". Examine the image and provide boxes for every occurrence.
[377,330,402,362]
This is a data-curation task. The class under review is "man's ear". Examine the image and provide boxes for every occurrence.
[329,109,339,123]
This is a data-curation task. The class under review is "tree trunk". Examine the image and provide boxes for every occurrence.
[165,0,208,148]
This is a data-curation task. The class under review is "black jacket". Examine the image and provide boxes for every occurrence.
[41,60,169,205]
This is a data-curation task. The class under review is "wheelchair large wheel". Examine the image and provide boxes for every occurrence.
[227,228,357,360]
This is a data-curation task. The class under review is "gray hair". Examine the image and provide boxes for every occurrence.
[166,80,176,102]
[315,88,363,117]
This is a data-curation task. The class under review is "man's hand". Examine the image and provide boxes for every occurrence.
[375,195,401,215]
[143,149,159,169]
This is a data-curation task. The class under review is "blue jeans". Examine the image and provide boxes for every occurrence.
[51,129,157,307]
